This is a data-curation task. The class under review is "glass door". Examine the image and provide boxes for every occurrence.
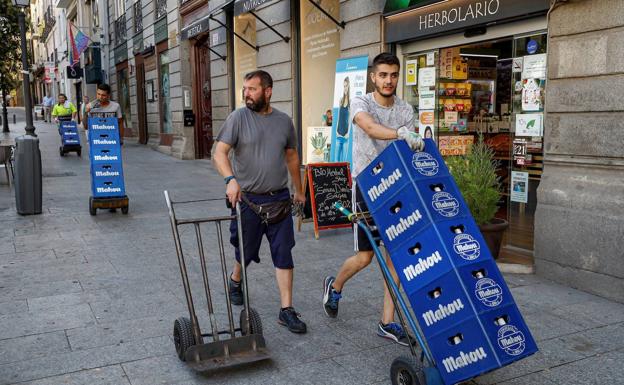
[159,50,172,134]
[506,32,548,253]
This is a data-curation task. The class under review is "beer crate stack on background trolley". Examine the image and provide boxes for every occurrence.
[57,117,82,156]
[87,117,129,215]
[353,139,538,385]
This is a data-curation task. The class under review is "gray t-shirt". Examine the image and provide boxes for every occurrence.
[217,107,297,193]
[88,100,122,119]
[350,93,415,177]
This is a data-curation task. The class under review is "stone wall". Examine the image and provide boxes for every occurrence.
[535,0,624,302]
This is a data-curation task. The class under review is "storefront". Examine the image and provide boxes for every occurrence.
[385,0,550,265]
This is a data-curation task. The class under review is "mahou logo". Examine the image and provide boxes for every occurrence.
[432,192,460,217]
[475,277,503,307]
[411,152,439,177]
[453,233,481,261]
[497,325,526,356]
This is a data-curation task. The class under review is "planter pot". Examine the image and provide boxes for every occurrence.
[479,218,509,260]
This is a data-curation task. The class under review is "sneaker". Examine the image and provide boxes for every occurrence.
[278,307,307,334]
[377,321,409,346]
[228,275,243,306]
[322,276,341,318]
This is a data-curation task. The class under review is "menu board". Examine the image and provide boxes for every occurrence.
[305,162,352,238]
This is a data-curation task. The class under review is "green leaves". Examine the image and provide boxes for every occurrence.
[446,136,501,226]
[0,0,26,90]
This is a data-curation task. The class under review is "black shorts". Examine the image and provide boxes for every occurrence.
[229,189,295,269]
[353,182,381,252]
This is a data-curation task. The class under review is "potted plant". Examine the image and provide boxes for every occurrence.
[446,136,509,259]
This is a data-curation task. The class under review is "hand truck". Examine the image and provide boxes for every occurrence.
[164,191,270,371]
[334,202,444,385]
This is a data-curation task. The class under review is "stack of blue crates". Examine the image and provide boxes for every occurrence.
[59,121,80,146]
[356,139,537,385]
[88,117,126,198]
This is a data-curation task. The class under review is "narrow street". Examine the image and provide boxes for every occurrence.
[0,114,622,384]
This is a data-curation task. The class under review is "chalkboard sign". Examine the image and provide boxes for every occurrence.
[306,162,352,239]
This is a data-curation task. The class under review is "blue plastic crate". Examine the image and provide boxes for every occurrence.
[369,185,431,252]
[356,145,412,212]
[90,146,122,164]
[59,121,81,146]
[91,162,124,180]
[390,227,454,295]
[89,130,121,148]
[408,139,451,180]
[415,177,471,222]
[479,304,539,366]
[428,316,500,385]
[435,217,493,268]
[88,117,120,139]
[408,271,473,339]
[91,175,126,198]
[457,260,515,314]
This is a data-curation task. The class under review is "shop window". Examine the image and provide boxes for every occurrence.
[299,0,341,164]
[117,67,133,130]
[233,13,257,108]
[160,50,172,134]
[403,32,547,261]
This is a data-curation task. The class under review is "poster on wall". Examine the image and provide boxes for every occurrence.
[511,171,529,203]
[418,90,435,110]
[418,110,435,140]
[418,67,436,88]
[515,113,543,137]
[522,54,547,79]
[329,55,368,165]
[405,60,417,86]
[521,78,544,111]
[304,126,332,164]
[438,135,474,156]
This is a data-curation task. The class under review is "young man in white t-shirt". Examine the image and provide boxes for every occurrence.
[322,52,424,345]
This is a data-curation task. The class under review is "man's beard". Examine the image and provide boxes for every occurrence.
[245,95,267,112]
[375,83,395,97]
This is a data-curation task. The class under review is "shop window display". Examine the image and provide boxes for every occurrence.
[403,32,547,263]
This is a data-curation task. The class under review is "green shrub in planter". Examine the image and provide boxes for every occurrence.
[445,136,501,226]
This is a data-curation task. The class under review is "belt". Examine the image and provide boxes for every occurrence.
[243,188,288,197]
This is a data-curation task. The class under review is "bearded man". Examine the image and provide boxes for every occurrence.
[213,70,307,334]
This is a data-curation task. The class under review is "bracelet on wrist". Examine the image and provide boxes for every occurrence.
[224,175,236,185]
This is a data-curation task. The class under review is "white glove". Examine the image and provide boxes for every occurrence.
[397,126,424,152]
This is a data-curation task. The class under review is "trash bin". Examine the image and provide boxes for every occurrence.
[14,135,42,215]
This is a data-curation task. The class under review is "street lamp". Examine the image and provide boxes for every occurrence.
[12,0,36,136]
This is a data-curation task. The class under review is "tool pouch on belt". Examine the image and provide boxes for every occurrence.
[241,195,292,224]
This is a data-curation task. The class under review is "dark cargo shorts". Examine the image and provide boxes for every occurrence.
[229,188,295,269]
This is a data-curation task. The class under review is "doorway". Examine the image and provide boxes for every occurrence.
[193,36,213,159]
[135,55,148,144]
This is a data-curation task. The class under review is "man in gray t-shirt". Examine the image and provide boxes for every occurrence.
[85,83,124,143]
[323,53,424,346]
[214,70,307,334]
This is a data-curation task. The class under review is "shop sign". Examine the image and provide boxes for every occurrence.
[513,138,527,165]
[515,113,543,137]
[384,0,550,43]
[234,0,275,16]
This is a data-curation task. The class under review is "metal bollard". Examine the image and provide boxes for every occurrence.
[13,114,16,124]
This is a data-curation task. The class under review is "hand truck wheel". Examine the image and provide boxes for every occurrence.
[173,317,195,361]
[89,197,96,216]
[390,355,425,385]
[121,205,129,214]
[239,307,263,336]
[59,146,65,157]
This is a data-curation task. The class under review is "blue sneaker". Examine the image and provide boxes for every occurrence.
[378,321,409,346]
[323,276,342,318]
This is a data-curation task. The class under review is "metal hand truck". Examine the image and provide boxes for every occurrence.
[57,116,82,157]
[334,202,444,385]
[164,191,270,371]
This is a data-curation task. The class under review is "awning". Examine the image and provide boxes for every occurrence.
[384,0,550,43]
[233,0,276,16]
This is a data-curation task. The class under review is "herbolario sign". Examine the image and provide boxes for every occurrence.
[384,0,550,43]
[234,0,275,16]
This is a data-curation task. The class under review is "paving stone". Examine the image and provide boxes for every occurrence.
[66,315,175,351]
[0,280,82,302]
[0,335,169,385]
[26,290,112,312]
[15,364,131,385]
[0,304,95,340]
[0,331,70,365]
[544,349,624,385]
[0,300,27,316]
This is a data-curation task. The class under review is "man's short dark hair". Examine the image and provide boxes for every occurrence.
[372,52,400,71]
[244,70,273,89]
[97,83,112,94]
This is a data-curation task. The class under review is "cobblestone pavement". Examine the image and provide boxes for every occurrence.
[1,114,622,384]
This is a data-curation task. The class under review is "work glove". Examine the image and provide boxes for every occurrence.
[397,126,425,152]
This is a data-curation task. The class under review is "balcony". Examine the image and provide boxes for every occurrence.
[114,13,127,46]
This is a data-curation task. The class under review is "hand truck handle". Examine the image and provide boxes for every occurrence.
[333,202,357,223]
